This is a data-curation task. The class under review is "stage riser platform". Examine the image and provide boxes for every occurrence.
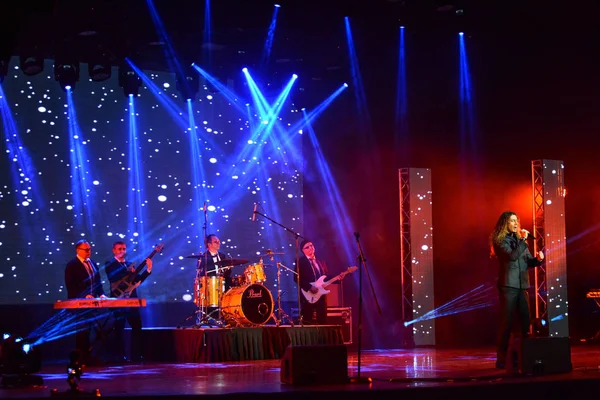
[127,326,344,363]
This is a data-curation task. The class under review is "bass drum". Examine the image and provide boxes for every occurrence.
[221,284,274,326]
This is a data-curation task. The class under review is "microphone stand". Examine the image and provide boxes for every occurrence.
[349,231,382,384]
[253,208,304,326]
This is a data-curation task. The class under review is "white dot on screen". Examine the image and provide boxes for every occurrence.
[22,201,30,206]
[21,190,28,195]
[158,195,167,202]
[66,205,73,210]
[107,232,113,236]
[92,180,100,185]
[182,294,192,301]
[163,83,170,88]
[0,225,5,229]
[161,184,167,189]
[546,200,552,205]
[232,175,239,179]
[38,106,47,113]
[133,232,139,237]
[207,205,216,212]
[209,158,217,163]
[287,194,293,198]
[206,95,213,100]
[421,245,429,251]
[247,140,253,144]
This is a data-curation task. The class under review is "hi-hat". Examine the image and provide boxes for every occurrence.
[215,258,248,267]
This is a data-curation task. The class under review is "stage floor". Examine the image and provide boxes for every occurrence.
[2,346,600,400]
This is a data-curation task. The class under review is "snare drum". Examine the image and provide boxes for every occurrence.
[194,276,224,307]
[243,262,267,285]
[221,284,274,326]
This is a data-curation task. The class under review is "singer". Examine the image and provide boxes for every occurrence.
[489,211,544,369]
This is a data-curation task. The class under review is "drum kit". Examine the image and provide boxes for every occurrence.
[183,251,296,328]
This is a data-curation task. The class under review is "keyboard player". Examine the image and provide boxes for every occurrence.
[64,239,107,365]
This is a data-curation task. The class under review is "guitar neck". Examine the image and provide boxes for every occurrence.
[324,274,345,288]
[134,249,159,274]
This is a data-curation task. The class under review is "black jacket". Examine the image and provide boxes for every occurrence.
[493,233,542,289]
[294,255,329,292]
[65,257,106,299]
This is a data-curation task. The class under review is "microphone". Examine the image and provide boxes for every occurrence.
[252,203,257,222]
[520,229,537,240]
[203,202,207,214]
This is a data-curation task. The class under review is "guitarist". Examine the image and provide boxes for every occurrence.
[104,241,153,363]
[294,239,329,325]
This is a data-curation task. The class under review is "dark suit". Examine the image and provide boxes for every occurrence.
[65,257,105,299]
[104,258,144,361]
[64,257,105,362]
[294,255,329,324]
[198,251,233,292]
[493,233,542,364]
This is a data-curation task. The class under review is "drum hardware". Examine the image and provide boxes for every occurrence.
[271,261,297,327]
[257,250,284,258]
[214,258,249,267]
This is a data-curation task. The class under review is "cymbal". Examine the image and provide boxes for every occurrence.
[215,258,249,267]
[257,252,284,258]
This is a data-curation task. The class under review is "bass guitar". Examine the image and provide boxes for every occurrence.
[111,243,164,298]
[301,266,357,304]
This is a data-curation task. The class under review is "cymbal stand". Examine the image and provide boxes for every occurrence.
[272,262,297,326]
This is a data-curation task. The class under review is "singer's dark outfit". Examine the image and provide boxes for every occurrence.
[294,255,329,325]
[64,257,105,363]
[105,258,148,362]
[493,233,542,367]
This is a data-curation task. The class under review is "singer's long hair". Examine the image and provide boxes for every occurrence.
[489,211,520,257]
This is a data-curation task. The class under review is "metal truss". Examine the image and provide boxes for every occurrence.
[399,168,413,323]
[531,160,547,322]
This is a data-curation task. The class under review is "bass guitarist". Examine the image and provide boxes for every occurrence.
[104,241,153,363]
[294,239,329,325]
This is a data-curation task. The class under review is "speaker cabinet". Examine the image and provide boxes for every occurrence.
[507,337,572,374]
[280,344,348,385]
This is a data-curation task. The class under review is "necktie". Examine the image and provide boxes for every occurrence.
[310,258,320,278]
[85,260,94,295]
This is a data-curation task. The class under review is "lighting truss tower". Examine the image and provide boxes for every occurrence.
[399,168,435,346]
[531,159,568,337]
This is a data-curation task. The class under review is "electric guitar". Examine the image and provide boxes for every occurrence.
[301,266,357,304]
[110,243,164,298]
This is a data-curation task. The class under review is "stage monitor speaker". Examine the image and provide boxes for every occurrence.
[280,344,348,385]
[507,336,572,375]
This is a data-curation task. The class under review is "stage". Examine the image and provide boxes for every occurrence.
[2,346,600,400]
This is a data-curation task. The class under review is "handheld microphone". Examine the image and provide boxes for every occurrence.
[203,202,207,213]
[252,203,257,222]
[520,229,537,240]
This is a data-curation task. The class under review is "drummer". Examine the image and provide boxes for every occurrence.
[198,234,233,292]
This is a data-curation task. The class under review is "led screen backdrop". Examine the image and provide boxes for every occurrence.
[0,58,303,305]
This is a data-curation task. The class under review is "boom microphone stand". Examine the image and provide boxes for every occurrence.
[349,231,382,384]
[252,205,304,326]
